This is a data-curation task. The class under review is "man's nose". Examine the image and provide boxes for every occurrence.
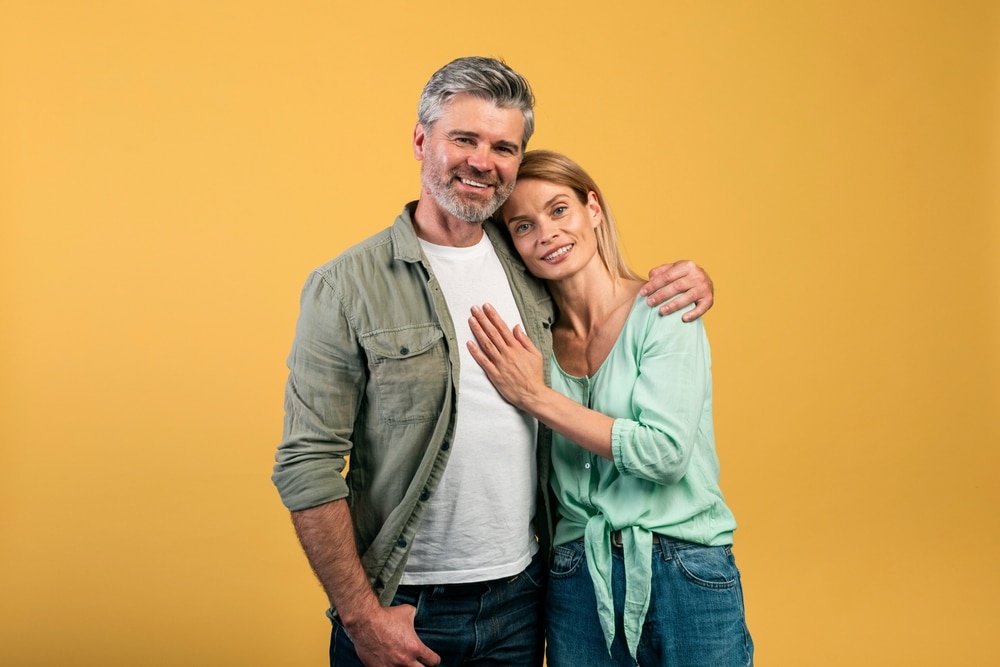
[467,144,494,172]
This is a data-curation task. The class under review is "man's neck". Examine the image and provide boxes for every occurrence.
[412,197,486,248]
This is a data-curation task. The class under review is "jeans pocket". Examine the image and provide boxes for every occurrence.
[549,541,586,579]
[515,551,547,590]
[671,543,739,590]
[390,587,426,626]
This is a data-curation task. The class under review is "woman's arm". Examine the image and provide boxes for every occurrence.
[467,304,617,460]
[468,302,710,485]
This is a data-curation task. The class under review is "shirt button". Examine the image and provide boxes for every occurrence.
[584,462,591,469]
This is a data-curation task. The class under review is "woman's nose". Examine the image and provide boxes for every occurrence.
[536,219,558,243]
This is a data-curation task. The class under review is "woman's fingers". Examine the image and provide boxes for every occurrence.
[471,304,512,350]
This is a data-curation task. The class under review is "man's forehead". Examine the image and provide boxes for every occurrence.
[435,95,525,141]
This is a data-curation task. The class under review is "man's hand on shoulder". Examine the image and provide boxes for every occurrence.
[344,604,441,667]
[640,260,714,322]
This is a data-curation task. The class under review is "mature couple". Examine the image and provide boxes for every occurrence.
[273,57,753,667]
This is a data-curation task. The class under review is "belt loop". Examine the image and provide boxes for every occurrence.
[610,529,660,548]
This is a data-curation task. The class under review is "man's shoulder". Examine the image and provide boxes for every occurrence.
[312,204,419,276]
[314,226,395,275]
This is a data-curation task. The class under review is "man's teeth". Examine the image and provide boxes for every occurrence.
[461,178,489,188]
[543,245,572,260]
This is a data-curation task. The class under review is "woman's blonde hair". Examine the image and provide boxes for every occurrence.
[506,150,642,281]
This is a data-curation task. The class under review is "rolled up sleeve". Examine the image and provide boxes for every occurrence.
[610,314,711,486]
[272,271,364,511]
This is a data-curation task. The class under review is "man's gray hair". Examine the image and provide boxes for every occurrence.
[417,56,535,149]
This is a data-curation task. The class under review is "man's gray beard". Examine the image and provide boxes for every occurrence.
[427,174,514,223]
[439,195,501,223]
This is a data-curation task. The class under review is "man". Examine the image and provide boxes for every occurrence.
[272,56,714,667]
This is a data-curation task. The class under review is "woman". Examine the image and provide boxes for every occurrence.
[467,150,753,666]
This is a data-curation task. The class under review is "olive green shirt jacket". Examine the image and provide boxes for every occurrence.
[272,203,555,608]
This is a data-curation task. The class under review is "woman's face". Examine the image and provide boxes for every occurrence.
[501,178,603,281]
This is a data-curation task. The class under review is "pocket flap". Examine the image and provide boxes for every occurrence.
[359,325,443,361]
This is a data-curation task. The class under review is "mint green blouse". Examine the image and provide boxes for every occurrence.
[550,296,737,658]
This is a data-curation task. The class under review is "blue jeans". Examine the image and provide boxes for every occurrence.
[330,551,546,666]
[546,538,753,667]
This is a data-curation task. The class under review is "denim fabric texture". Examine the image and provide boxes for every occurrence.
[330,550,547,666]
[546,538,753,667]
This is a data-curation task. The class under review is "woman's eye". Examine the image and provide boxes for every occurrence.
[516,223,531,233]
[553,206,567,216]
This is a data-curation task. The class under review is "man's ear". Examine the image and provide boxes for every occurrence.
[413,122,426,161]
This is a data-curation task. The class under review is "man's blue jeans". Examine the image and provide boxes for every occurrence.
[330,551,546,666]
[546,537,753,667]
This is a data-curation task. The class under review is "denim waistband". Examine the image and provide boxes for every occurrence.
[396,551,541,598]
[610,530,662,547]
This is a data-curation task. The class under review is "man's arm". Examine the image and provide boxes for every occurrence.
[292,500,440,667]
[640,259,714,321]
[277,271,439,667]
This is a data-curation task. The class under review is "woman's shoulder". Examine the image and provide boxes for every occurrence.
[625,294,706,350]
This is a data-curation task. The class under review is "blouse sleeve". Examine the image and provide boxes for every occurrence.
[609,305,712,485]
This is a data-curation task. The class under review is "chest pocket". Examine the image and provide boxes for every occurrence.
[359,325,448,424]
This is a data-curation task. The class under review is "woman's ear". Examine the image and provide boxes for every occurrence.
[587,191,602,228]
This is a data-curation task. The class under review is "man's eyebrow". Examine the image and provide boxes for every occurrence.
[446,130,521,152]
[495,139,521,152]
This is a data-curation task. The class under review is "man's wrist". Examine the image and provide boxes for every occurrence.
[339,594,382,630]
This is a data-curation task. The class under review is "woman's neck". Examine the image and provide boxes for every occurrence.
[549,262,639,329]
[548,269,643,376]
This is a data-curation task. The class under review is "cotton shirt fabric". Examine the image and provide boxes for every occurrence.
[404,235,539,584]
[272,203,555,609]
[550,296,737,658]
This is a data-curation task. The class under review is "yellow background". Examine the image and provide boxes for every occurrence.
[2,1,998,665]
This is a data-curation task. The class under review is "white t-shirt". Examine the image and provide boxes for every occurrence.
[401,234,538,584]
